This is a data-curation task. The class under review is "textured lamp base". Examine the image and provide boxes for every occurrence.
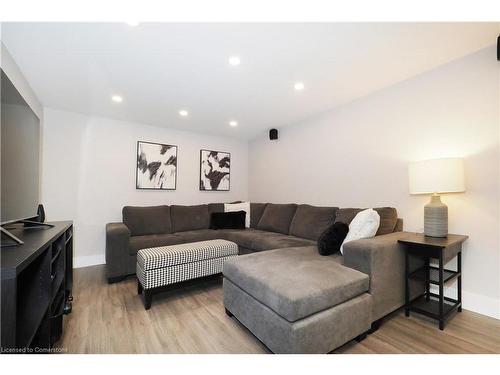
[424,195,448,237]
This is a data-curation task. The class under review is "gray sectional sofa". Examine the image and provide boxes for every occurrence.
[106,202,414,353]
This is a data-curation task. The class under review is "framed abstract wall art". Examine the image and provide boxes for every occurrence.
[199,149,230,191]
[136,141,177,190]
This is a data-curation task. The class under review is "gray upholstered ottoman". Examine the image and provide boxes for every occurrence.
[223,246,373,353]
[137,239,238,309]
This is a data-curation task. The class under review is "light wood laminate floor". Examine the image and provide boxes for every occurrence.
[57,265,500,354]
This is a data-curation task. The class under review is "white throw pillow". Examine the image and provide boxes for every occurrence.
[340,208,380,254]
[224,202,251,228]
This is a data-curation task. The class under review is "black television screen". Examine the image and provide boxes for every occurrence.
[1,70,41,224]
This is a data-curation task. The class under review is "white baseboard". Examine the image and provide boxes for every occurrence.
[73,254,105,268]
[430,285,500,320]
[461,290,500,320]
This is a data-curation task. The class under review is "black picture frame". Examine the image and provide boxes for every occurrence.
[199,149,231,191]
[136,140,178,190]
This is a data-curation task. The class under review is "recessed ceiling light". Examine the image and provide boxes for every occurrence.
[126,21,140,27]
[111,95,123,103]
[179,110,189,117]
[294,82,305,91]
[228,56,241,66]
[229,120,238,127]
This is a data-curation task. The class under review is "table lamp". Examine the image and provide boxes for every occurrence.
[409,158,465,237]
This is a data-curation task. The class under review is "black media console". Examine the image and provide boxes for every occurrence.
[1,221,73,352]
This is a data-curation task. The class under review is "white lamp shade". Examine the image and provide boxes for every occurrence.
[409,158,465,194]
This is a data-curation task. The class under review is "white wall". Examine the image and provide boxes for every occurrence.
[249,46,500,318]
[42,108,249,268]
[1,42,43,119]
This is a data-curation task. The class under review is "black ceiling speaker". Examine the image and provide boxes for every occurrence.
[269,128,278,140]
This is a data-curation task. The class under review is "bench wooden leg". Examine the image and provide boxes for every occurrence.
[144,289,153,310]
[137,279,143,295]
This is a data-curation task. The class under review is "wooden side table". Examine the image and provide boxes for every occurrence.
[398,233,468,330]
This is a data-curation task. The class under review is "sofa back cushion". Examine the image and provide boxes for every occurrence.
[334,208,362,226]
[289,204,338,240]
[208,202,243,215]
[171,204,210,232]
[208,203,224,215]
[122,205,172,236]
[395,218,404,232]
[250,203,267,228]
[256,203,298,234]
[374,207,399,235]
[335,207,398,235]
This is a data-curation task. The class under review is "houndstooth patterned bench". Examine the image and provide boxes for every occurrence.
[136,239,238,309]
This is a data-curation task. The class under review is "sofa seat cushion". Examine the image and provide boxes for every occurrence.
[216,229,313,251]
[218,229,268,250]
[289,204,338,241]
[250,233,316,251]
[173,229,222,243]
[223,246,369,322]
[129,233,184,255]
[256,203,298,234]
[123,205,172,236]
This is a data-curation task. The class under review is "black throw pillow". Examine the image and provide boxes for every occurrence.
[210,211,246,230]
[317,222,349,256]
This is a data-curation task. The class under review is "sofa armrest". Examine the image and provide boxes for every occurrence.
[343,231,421,321]
[105,222,131,282]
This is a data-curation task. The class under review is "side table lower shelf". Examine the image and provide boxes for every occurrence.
[409,293,461,322]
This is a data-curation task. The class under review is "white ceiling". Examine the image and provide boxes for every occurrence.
[1,22,498,140]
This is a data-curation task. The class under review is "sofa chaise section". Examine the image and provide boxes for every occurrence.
[223,246,372,353]
[223,246,369,322]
